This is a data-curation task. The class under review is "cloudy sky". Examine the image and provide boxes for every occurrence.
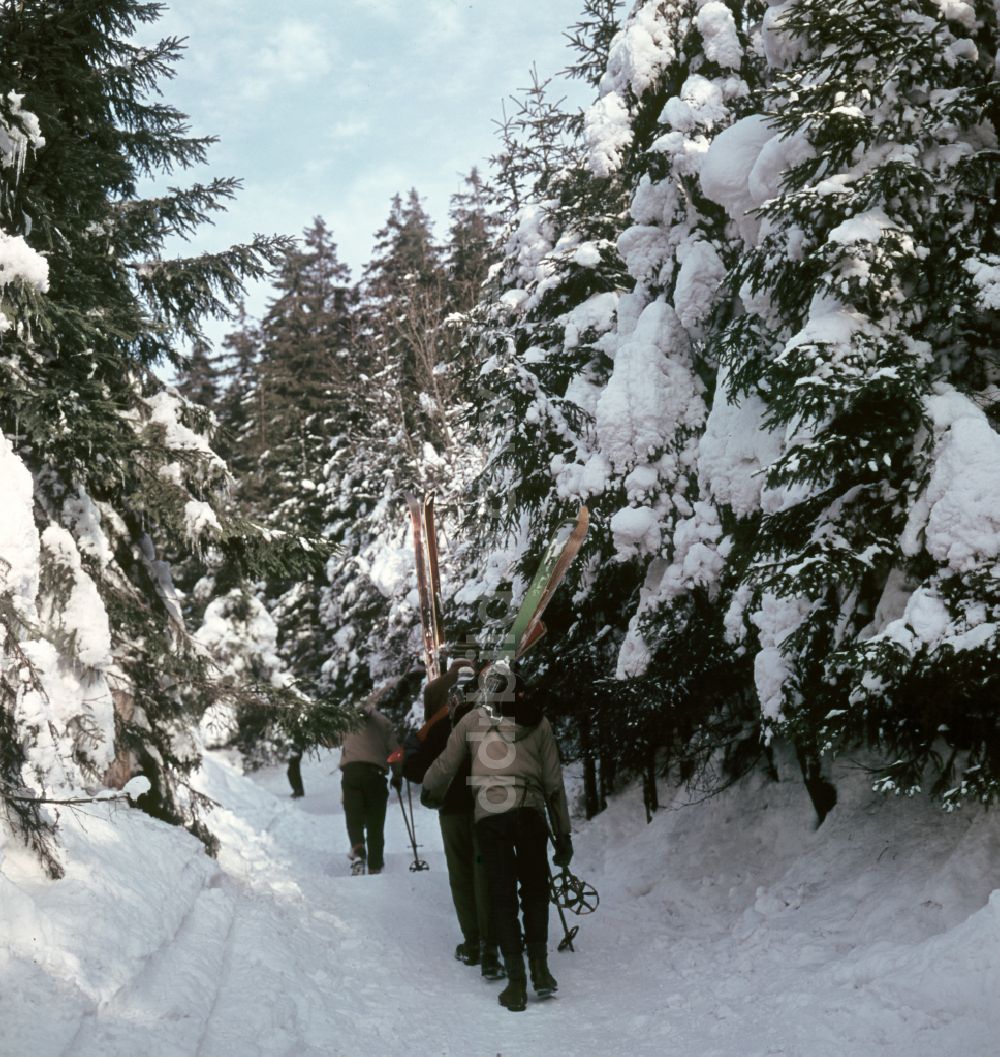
[145,0,592,335]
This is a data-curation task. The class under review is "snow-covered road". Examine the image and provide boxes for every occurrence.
[3,749,999,1057]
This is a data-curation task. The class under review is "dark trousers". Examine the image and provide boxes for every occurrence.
[287,752,304,796]
[476,807,550,958]
[342,763,389,871]
[440,811,494,948]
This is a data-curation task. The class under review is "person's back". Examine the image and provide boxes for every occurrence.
[340,705,397,769]
[339,698,400,874]
[443,703,570,830]
[421,669,573,1011]
[407,660,505,979]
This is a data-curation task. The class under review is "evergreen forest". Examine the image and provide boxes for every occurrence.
[1,0,999,875]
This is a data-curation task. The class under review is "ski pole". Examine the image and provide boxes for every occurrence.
[396,782,428,872]
[548,866,579,952]
[541,807,577,951]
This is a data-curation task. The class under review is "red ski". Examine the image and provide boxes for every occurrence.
[423,495,445,666]
[406,492,445,681]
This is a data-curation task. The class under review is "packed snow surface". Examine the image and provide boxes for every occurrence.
[2,750,999,1056]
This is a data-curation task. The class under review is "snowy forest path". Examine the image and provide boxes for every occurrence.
[5,750,1000,1057]
[56,868,236,1057]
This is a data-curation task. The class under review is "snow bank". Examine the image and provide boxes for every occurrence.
[578,752,1000,1057]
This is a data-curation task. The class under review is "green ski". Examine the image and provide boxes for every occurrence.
[503,507,589,660]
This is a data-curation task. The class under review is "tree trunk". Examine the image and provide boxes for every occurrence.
[577,704,602,819]
[642,748,659,823]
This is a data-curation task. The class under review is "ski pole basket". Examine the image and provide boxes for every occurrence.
[549,870,599,915]
[557,923,579,952]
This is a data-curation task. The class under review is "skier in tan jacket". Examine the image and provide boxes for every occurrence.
[421,666,573,1012]
[339,692,402,875]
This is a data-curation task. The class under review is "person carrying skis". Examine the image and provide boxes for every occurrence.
[421,665,573,1012]
[339,691,402,875]
[402,657,505,981]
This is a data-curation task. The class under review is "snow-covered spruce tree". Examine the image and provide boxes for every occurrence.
[707,0,1000,805]
[458,1,770,814]
[317,194,444,707]
[569,0,771,802]
[0,0,309,872]
[449,23,644,816]
[248,217,354,530]
[192,585,305,763]
[171,223,357,759]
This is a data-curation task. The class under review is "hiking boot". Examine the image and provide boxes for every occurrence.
[498,952,527,1012]
[348,844,366,876]
[454,940,480,966]
[480,944,506,981]
[527,942,558,998]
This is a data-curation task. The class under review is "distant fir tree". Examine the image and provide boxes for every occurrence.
[0,0,330,872]
[251,220,356,691]
[446,167,500,311]
[193,218,357,710]
[253,216,354,533]
[212,308,264,480]
[320,191,457,707]
[175,338,221,412]
[317,180,500,710]
[359,189,452,460]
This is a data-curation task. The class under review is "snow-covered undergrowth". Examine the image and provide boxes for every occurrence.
[2,750,998,1057]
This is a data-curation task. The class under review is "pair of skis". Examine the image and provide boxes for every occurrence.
[406,493,445,682]
[394,494,444,871]
[407,496,589,677]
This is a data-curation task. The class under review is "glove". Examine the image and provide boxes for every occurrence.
[390,773,403,793]
[552,833,573,870]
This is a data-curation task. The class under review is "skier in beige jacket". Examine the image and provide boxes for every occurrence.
[339,692,401,875]
[421,667,573,1012]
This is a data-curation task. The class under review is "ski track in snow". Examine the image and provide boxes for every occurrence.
[2,748,1000,1057]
